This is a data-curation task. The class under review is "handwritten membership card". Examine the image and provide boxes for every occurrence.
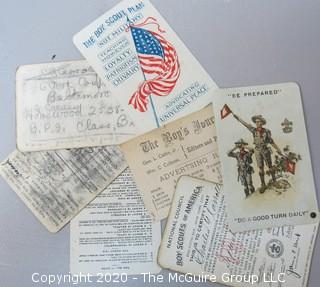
[70,168,161,275]
[213,83,319,232]
[0,146,126,232]
[120,104,222,221]
[159,176,319,287]
[73,0,218,138]
[16,60,139,152]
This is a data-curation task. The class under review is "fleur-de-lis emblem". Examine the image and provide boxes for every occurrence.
[281,118,293,133]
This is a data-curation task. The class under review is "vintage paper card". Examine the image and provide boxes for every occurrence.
[16,60,138,151]
[120,104,222,221]
[73,0,218,137]
[70,168,161,275]
[0,146,126,232]
[213,83,319,232]
[159,176,319,287]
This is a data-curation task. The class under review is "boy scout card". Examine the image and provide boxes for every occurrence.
[120,104,222,222]
[213,82,319,232]
[16,60,137,152]
[73,0,218,138]
[159,176,319,287]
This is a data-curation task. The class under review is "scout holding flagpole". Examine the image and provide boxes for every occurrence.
[220,104,297,192]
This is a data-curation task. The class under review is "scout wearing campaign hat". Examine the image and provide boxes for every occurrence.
[251,115,266,125]
[235,138,248,146]
[228,139,255,197]
[232,112,282,192]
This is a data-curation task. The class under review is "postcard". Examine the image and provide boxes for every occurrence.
[159,176,319,287]
[16,60,138,151]
[120,104,221,221]
[73,0,218,137]
[0,146,126,232]
[70,168,161,275]
[212,83,319,232]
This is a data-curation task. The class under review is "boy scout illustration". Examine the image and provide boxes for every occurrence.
[228,139,255,198]
[232,113,282,192]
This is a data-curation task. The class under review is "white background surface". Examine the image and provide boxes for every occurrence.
[0,0,319,286]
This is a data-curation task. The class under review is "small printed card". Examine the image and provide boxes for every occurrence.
[73,0,218,137]
[0,146,126,232]
[70,168,161,275]
[120,104,221,221]
[212,82,319,232]
[159,176,319,287]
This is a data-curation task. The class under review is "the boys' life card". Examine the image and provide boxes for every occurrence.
[213,83,319,232]
[159,176,319,287]
[16,60,138,152]
[120,105,221,222]
[73,0,218,136]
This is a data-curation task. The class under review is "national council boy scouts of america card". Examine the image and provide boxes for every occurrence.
[159,176,319,287]
[73,0,217,138]
[213,82,319,232]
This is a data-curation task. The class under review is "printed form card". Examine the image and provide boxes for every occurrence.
[16,60,138,152]
[120,104,222,222]
[212,83,319,232]
[0,146,126,232]
[73,0,218,137]
[70,168,161,275]
[159,176,319,287]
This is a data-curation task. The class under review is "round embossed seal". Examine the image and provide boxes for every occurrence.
[266,239,284,258]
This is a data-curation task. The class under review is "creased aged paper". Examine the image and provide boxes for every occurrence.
[213,83,319,232]
[159,176,319,287]
[120,105,221,221]
[70,168,161,275]
[73,0,218,137]
[0,146,126,232]
[16,60,138,151]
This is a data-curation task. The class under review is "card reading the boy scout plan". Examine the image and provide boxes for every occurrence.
[213,82,319,232]
[16,60,138,151]
[73,0,217,137]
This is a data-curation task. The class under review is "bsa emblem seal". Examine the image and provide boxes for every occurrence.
[266,239,284,258]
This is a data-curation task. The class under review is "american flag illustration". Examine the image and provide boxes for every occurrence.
[127,17,180,112]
